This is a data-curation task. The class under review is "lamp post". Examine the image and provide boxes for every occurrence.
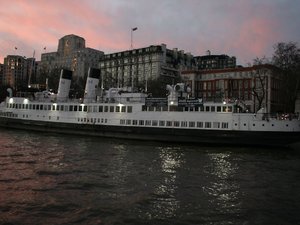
[131,27,137,50]
[130,27,138,91]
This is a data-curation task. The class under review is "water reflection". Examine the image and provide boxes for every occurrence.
[150,146,185,219]
[203,152,241,213]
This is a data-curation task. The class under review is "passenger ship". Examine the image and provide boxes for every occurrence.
[0,68,300,148]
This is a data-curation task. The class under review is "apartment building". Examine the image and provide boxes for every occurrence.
[2,55,29,90]
[194,52,236,70]
[100,44,196,90]
[181,65,285,113]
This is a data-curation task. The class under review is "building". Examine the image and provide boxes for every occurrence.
[0,63,3,86]
[100,44,196,91]
[2,55,29,90]
[194,52,236,70]
[295,90,300,114]
[181,65,285,113]
[38,34,104,83]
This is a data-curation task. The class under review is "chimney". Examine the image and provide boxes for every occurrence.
[57,69,72,101]
[84,68,101,103]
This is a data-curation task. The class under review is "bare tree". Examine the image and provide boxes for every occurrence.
[272,42,300,112]
[251,57,274,112]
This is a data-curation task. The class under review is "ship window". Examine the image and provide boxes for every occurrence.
[169,106,177,112]
[57,116,59,120]
[74,105,78,111]
[126,119,131,125]
[195,107,199,112]
[262,124,265,126]
[25,104,29,109]
[213,122,220,128]
[41,105,44,110]
[228,106,233,112]
[105,119,107,123]
[110,106,114,112]
[189,121,195,127]
[152,120,158,126]
[29,104,32,109]
[166,121,172,127]
[145,120,151,126]
[22,104,25,109]
[88,106,92,112]
[149,106,154,111]
[184,107,189,112]
[181,121,187,127]
[36,105,40,110]
[205,122,211,128]
[104,106,108,112]
[211,106,215,112]
[69,105,73,111]
[197,122,203,128]
[93,106,98,112]
[174,121,180,127]
[33,104,36,110]
[162,106,168,111]
[286,124,289,127]
[101,118,104,123]
[156,106,162,112]
[48,105,51,110]
[116,106,120,112]
[120,119,125,125]
[99,106,103,112]
[83,106,87,112]
[60,105,64,111]
[205,106,210,112]
[127,106,132,113]
[121,107,126,112]
[217,106,221,112]
[52,105,55,111]
[159,121,165,126]
[142,105,147,111]
[244,123,246,126]
[223,106,227,112]
[253,124,255,126]
[139,120,144,125]
[272,124,274,126]
[133,120,138,125]
[221,122,228,129]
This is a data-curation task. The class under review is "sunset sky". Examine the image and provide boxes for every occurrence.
[0,0,299,65]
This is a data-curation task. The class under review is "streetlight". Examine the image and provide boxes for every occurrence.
[131,27,138,50]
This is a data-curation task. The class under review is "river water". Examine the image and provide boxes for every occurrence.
[0,128,299,225]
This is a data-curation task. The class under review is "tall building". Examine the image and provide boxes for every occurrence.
[194,52,236,70]
[3,55,29,90]
[0,63,3,86]
[100,44,196,90]
[181,65,285,113]
[38,34,104,82]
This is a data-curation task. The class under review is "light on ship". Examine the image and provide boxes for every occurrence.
[23,98,29,104]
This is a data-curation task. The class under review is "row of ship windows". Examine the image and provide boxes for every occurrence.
[142,105,233,113]
[7,103,133,113]
[120,119,229,129]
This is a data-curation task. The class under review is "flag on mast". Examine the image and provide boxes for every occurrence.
[132,27,138,31]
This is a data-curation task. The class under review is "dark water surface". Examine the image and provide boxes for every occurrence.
[0,128,300,225]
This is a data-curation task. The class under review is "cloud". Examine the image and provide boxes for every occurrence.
[0,0,299,65]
